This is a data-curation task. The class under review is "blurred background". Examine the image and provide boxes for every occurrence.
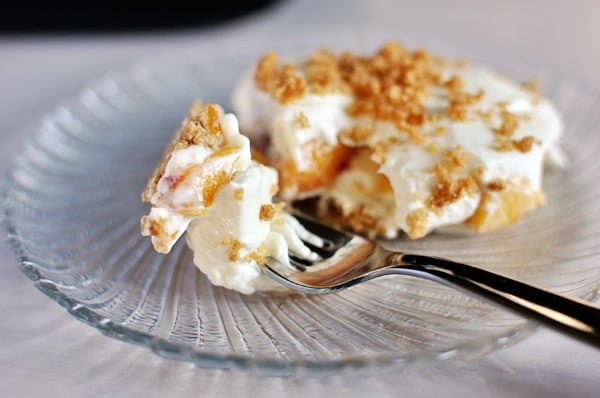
[0,0,284,31]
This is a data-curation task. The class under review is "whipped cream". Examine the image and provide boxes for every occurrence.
[231,46,565,238]
[141,103,315,294]
[359,64,563,237]
[233,75,353,171]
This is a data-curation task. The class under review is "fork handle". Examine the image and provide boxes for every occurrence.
[395,254,600,349]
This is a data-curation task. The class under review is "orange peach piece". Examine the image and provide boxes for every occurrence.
[277,138,354,197]
[466,183,544,233]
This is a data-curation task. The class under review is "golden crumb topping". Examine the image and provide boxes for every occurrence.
[245,243,269,265]
[486,179,506,191]
[306,49,343,93]
[141,101,227,203]
[494,110,536,153]
[338,122,375,145]
[513,136,536,153]
[429,166,478,211]
[140,216,171,253]
[254,51,278,91]
[141,216,164,237]
[294,111,311,129]
[220,236,268,265]
[252,41,493,148]
[259,204,276,221]
[405,208,430,239]
[220,234,233,246]
[496,110,519,137]
[246,42,556,242]
[254,52,307,104]
[269,184,279,196]
[227,239,242,262]
[176,103,225,151]
[522,79,540,94]
[427,146,479,211]
[233,188,244,200]
[446,89,484,121]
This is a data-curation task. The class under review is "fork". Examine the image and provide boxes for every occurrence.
[263,210,600,349]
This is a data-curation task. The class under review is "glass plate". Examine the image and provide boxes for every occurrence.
[3,42,600,375]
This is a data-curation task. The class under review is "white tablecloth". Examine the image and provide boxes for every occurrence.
[1,1,598,396]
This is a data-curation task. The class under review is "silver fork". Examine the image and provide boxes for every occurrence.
[264,210,600,349]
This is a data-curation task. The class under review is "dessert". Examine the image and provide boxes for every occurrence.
[232,42,566,239]
[141,42,566,294]
[141,101,318,294]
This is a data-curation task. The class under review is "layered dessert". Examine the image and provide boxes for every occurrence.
[142,42,566,293]
[232,42,565,239]
[140,101,318,294]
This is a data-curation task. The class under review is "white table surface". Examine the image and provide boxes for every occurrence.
[1,1,599,397]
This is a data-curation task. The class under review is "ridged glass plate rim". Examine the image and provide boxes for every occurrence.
[2,38,599,376]
[0,241,541,375]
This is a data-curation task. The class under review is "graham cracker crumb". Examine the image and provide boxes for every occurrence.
[269,184,279,195]
[371,142,388,164]
[254,51,279,92]
[513,136,535,153]
[221,234,233,246]
[447,90,484,121]
[496,110,519,137]
[274,66,307,104]
[523,79,540,94]
[253,42,446,145]
[429,164,478,211]
[233,188,244,200]
[306,49,342,93]
[434,125,446,136]
[254,52,307,104]
[141,101,226,203]
[227,239,242,262]
[140,216,171,253]
[493,109,536,153]
[487,179,506,191]
[428,147,479,211]
[295,112,311,129]
[259,204,276,221]
[141,216,164,237]
[338,122,375,145]
[444,75,464,92]
[426,142,439,153]
[406,208,430,239]
[245,243,269,265]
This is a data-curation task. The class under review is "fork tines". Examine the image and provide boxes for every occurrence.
[287,210,353,270]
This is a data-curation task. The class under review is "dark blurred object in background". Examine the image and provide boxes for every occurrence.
[0,0,283,32]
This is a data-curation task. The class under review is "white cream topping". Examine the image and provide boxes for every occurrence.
[232,69,353,170]
[232,60,565,238]
[141,108,315,294]
[185,163,276,294]
[143,48,567,293]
